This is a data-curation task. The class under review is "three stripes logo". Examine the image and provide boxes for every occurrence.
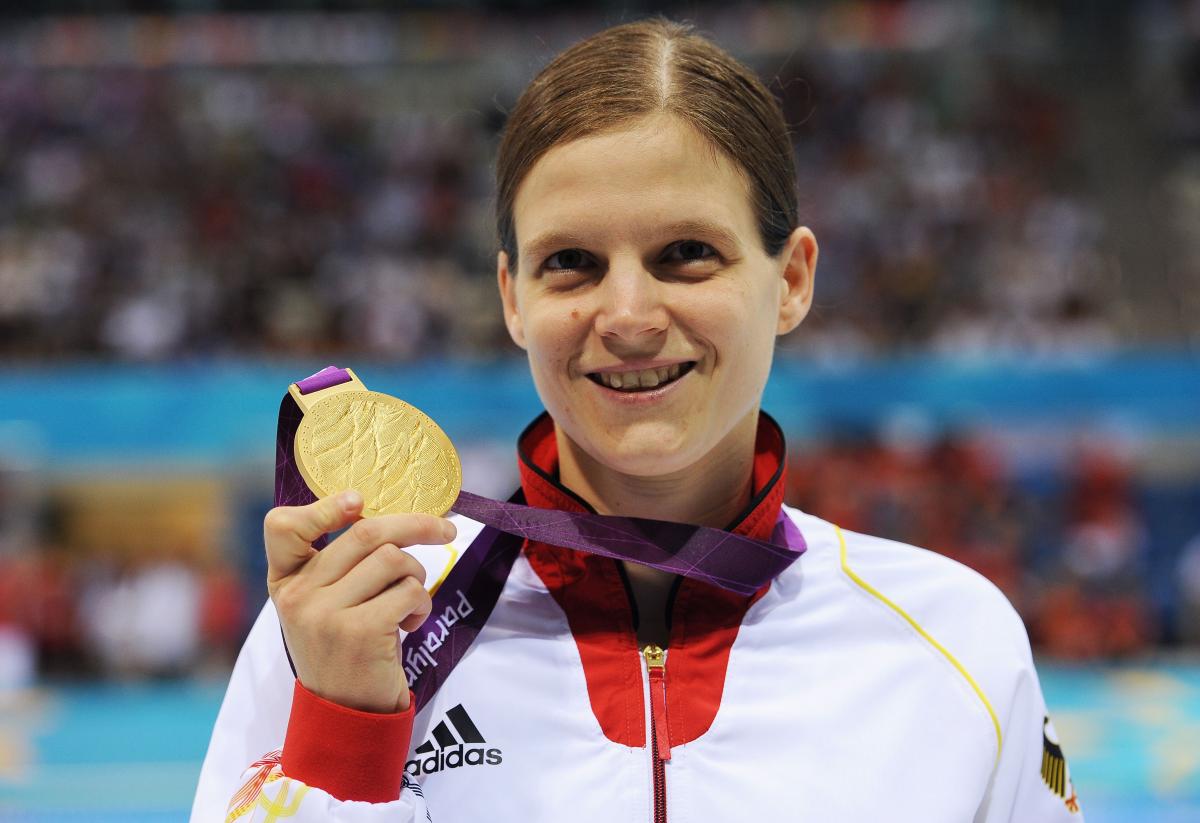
[405,704,503,777]
[1040,716,1080,813]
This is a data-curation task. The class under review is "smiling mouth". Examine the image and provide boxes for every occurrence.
[586,362,696,392]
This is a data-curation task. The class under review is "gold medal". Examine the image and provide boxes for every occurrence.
[290,370,462,517]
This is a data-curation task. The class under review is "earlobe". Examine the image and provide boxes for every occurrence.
[497,250,527,349]
[776,227,818,336]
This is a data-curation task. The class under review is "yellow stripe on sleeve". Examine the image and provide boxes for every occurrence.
[835,525,1004,765]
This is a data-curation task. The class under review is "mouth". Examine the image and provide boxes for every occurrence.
[585,361,696,393]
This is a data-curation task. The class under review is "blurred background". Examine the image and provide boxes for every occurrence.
[0,0,1198,820]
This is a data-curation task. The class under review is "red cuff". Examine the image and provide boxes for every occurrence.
[281,680,415,803]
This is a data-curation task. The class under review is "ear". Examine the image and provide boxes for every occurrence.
[497,250,527,349]
[776,226,818,336]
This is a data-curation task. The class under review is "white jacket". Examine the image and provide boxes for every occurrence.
[192,418,1081,822]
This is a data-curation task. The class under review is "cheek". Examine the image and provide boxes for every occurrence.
[704,278,772,344]
[521,302,582,368]
[710,276,778,378]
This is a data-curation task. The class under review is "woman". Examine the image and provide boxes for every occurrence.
[193,19,1081,822]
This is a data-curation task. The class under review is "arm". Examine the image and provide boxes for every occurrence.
[213,681,431,823]
[190,601,294,822]
[975,652,1082,821]
[192,491,453,821]
[191,608,431,822]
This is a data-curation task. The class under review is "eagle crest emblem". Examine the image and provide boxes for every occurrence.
[1041,715,1080,813]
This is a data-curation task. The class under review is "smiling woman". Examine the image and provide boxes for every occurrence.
[193,18,1084,823]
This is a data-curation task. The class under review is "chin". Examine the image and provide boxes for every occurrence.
[587,422,702,478]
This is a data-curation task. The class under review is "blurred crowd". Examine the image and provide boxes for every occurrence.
[0,69,504,361]
[0,493,248,687]
[1140,0,1200,342]
[0,542,247,686]
[777,54,1117,362]
[0,5,1139,362]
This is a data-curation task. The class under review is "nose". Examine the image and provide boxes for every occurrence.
[593,258,669,342]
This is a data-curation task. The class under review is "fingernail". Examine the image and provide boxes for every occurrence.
[442,519,456,542]
[339,490,363,511]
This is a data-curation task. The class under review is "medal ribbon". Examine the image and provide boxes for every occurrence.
[275,366,807,710]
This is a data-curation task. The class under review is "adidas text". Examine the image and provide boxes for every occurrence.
[405,745,503,776]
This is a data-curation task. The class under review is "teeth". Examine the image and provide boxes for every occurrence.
[596,364,689,391]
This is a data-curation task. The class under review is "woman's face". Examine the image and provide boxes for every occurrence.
[498,114,817,479]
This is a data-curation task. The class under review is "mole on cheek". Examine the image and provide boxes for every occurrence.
[570,309,580,321]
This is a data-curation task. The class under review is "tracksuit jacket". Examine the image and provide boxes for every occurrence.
[192,414,1082,822]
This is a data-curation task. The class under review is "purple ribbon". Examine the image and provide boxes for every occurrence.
[276,366,808,711]
[450,490,804,596]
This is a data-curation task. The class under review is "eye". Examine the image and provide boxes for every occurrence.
[662,240,717,264]
[543,248,591,271]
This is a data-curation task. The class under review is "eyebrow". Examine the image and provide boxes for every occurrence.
[520,219,743,266]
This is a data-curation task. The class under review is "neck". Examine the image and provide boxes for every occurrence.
[554,411,759,528]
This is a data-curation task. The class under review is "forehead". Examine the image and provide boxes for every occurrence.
[512,115,757,256]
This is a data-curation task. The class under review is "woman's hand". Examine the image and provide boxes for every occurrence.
[263,489,457,714]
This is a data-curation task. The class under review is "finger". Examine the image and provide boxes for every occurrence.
[264,490,364,582]
[326,543,427,608]
[307,513,454,588]
[353,575,432,634]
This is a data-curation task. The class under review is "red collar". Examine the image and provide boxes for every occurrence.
[516,412,787,541]
[516,412,789,751]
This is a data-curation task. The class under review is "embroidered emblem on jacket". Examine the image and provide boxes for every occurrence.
[406,703,503,776]
[226,749,283,822]
[255,778,308,821]
[1041,716,1080,813]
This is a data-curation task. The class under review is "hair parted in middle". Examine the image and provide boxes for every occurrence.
[495,17,798,268]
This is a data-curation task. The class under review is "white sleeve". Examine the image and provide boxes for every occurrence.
[190,600,431,822]
[826,525,1085,822]
[219,760,431,823]
[975,651,1083,821]
[191,600,296,822]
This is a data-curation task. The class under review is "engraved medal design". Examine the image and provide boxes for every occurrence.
[294,389,462,517]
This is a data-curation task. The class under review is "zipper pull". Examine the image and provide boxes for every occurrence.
[643,644,671,762]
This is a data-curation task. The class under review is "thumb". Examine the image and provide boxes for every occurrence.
[264,490,364,582]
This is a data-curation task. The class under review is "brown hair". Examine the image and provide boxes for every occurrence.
[495,18,797,268]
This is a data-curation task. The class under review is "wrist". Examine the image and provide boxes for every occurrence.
[298,672,409,715]
[282,679,416,803]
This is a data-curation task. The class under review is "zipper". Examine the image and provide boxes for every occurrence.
[643,644,670,823]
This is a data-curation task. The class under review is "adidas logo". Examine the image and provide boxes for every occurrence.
[405,704,503,776]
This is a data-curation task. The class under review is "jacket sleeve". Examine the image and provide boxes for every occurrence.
[215,681,431,823]
[222,773,430,823]
[975,646,1083,821]
[190,601,430,822]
